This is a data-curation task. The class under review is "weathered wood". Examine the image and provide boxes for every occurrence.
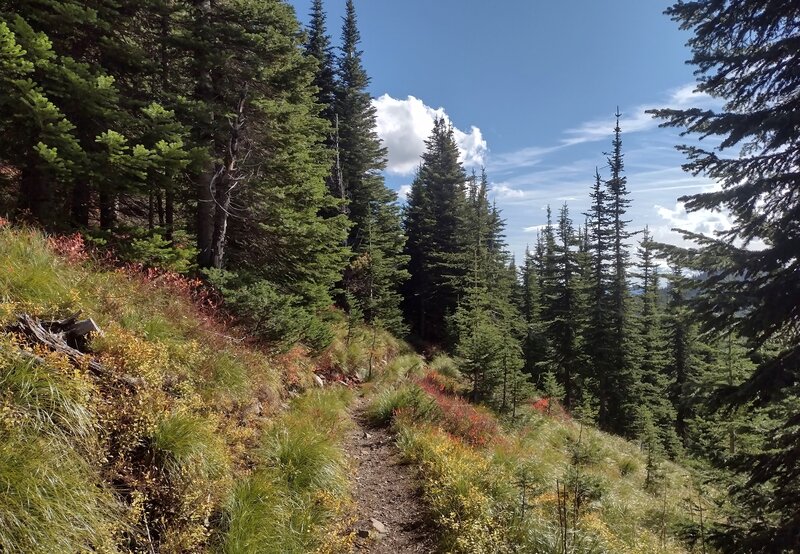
[7,314,141,388]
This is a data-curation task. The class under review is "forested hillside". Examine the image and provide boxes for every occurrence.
[1,0,798,552]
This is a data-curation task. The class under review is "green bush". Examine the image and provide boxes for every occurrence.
[205,269,333,352]
[429,354,461,379]
[365,384,440,426]
[126,230,197,273]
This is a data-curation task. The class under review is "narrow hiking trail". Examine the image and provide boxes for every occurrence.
[345,396,435,553]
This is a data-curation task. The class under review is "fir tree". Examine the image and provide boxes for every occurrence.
[634,228,679,454]
[403,117,470,343]
[603,114,637,433]
[335,0,408,330]
[520,246,548,379]
[305,0,337,128]
[651,2,800,548]
[583,168,615,429]
[540,204,585,409]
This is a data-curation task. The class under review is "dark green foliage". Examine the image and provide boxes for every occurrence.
[205,269,333,352]
[403,118,471,344]
[331,0,408,331]
[650,1,800,549]
[633,229,680,454]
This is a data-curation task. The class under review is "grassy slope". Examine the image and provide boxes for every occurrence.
[0,226,361,553]
[365,365,714,554]
[0,226,713,554]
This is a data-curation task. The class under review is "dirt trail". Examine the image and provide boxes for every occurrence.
[345,396,435,553]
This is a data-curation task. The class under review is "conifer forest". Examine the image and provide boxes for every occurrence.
[0,1,798,553]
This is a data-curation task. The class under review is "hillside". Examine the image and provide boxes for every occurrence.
[0,225,715,553]
[0,225,365,553]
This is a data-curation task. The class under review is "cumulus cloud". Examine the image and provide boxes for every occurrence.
[373,94,487,175]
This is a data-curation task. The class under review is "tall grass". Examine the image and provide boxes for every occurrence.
[0,352,123,552]
[220,388,354,553]
[0,226,337,552]
[370,370,707,554]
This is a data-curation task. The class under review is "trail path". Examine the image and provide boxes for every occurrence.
[345,396,435,553]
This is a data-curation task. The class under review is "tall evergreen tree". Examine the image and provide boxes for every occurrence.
[539,204,585,409]
[633,228,679,454]
[583,168,616,428]
[403,117,470,343]
[520,245,548,378]
[651,2,800,549]
[334,0,407,332]
[305,0,337,128]
[603,114,637,433]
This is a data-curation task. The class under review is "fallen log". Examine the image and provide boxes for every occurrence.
[5,313,143,388]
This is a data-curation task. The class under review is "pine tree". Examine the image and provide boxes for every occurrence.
[651,2,800,548]
[634,228,679,454]
[520,246,548,379]
[305,0,337,128]
[403,117,470,343]
[603,114,637,433]
[335,0,408,331]
[583,168,616,429]
[539,204,585,409]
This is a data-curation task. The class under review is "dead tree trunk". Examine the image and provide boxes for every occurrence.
[209,88,247,269]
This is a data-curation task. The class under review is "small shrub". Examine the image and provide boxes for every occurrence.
[568,435,603,467]
[619,457,639,477]
[205,270,333,352]
[429,354,461,379]
[125,229,197,273]
[565,466,608,511]
[366,385,440,427]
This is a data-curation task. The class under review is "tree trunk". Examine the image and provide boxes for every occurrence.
[193,0,216,268]
[99,189,116,230]
[18,163,51,225]
[208,89,246,269]
[165,187,174,242]
[196,168,216,268]
[71,181,90,227]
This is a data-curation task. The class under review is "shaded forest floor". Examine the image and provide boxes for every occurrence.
[345,396,435,553]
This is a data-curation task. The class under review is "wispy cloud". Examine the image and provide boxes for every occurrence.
[523,224,547,233]
[489,83,721,175]
[561,84,719,146]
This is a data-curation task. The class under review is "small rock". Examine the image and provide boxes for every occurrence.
[314,374,325,388]
[363,431,372,439]
[370,518,387,535]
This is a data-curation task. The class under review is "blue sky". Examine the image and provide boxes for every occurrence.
[290,0,728,260]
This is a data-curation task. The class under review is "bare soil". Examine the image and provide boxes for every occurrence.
[345,396,435,553]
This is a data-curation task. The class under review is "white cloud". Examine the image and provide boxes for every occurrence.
[492,182,528,199]
[561,83,720,146]
[373,94,487,175]
[523,224,547,233]
[398,184,412,199]
[488,145,566,173]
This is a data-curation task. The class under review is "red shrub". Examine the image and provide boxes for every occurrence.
[417,380,498,447]
[530,396,571,420]
[48,233,89,263]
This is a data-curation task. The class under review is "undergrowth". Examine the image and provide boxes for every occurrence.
[367,365,711,554]
[0,226,355,553]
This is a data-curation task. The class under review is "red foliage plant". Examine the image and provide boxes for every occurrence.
[530,396,571,421]
[417,377,499,447]
[48,232,90,263]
